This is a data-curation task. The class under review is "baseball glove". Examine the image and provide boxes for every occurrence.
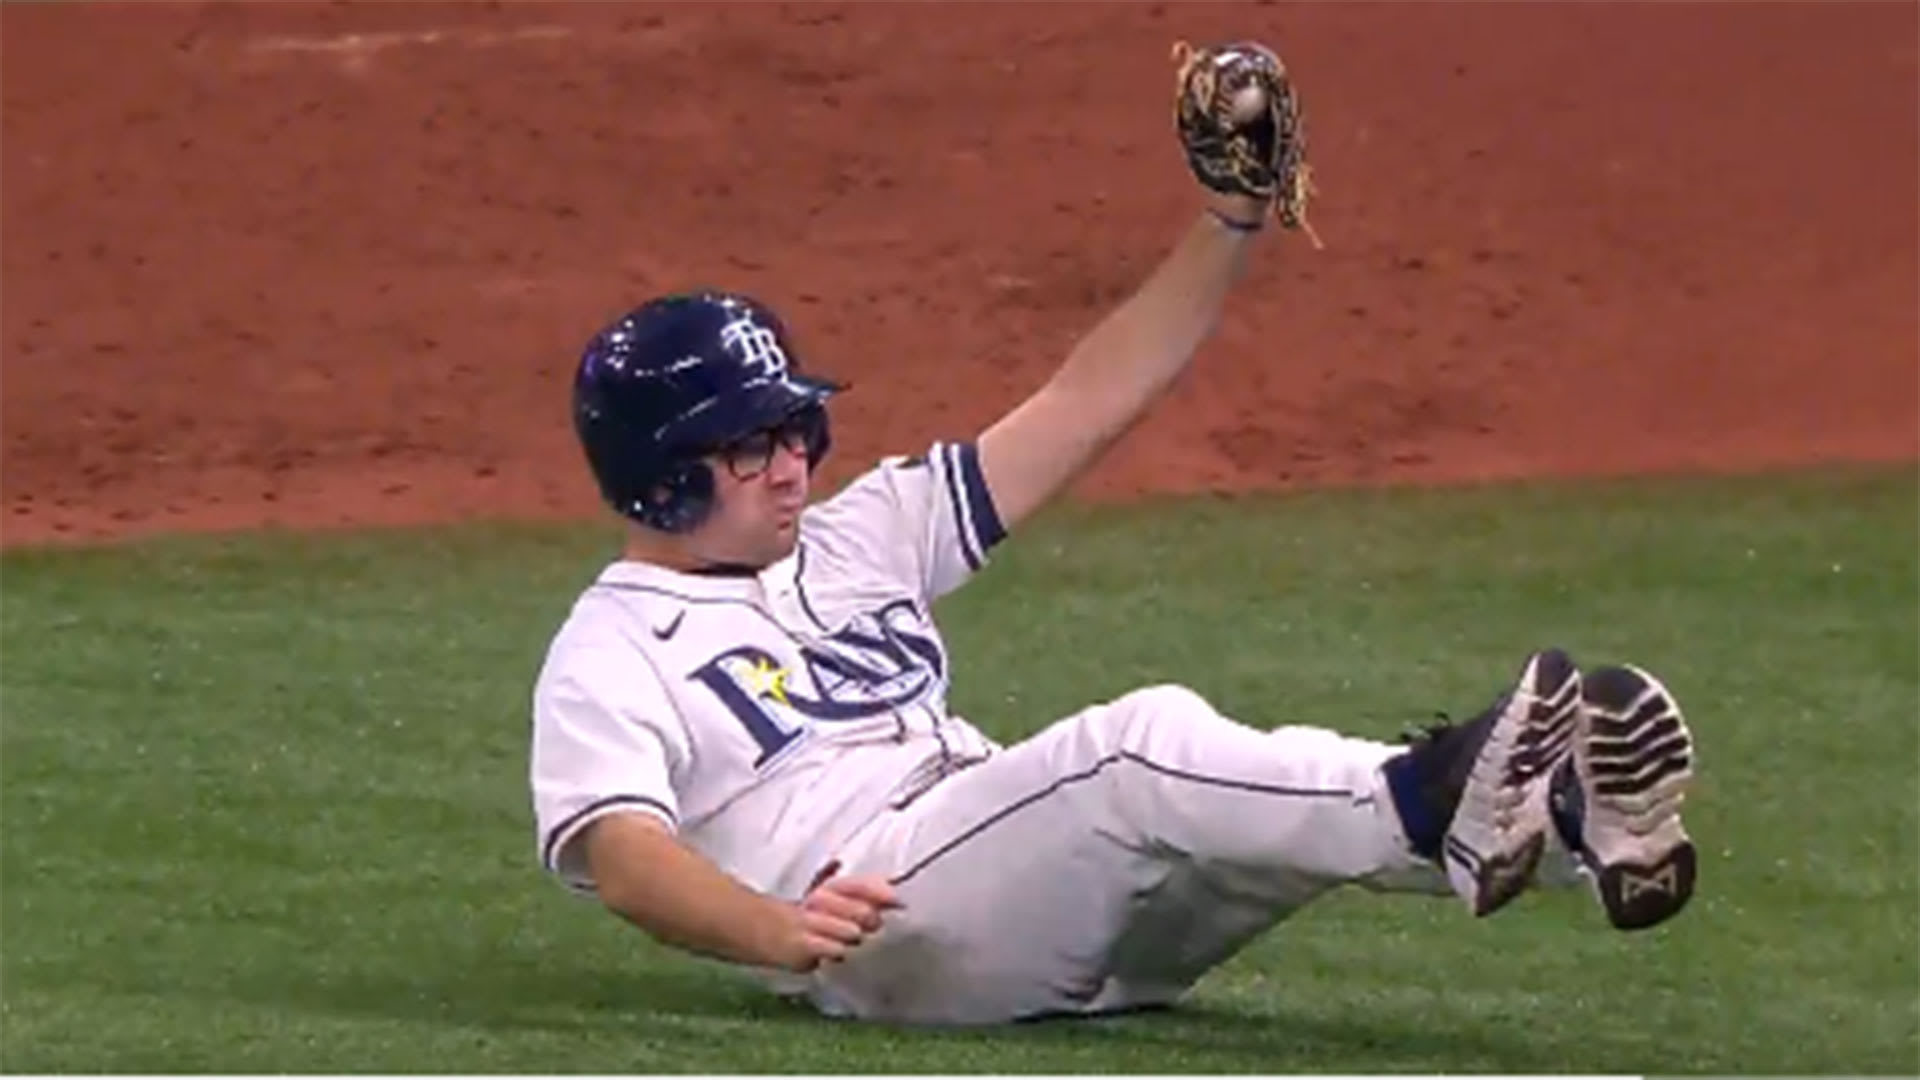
[1171,40,1318,245]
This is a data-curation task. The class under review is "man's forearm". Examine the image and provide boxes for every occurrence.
[977,206,1266,527]
[1048,211,1257,423]
[584,814,794,970]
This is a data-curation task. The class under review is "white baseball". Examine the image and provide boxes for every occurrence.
[1228,84,1266,126]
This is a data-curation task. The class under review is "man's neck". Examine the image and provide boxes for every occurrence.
[622,531,761,578]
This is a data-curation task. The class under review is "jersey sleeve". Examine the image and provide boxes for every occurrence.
[805,440,1009,603]
[529,645,690,893]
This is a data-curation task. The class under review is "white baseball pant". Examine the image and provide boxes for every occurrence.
[803,683,1529,1025]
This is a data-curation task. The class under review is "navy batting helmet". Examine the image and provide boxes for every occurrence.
[572,291,843,533]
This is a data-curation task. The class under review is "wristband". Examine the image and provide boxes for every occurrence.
[1207,207,1265,234]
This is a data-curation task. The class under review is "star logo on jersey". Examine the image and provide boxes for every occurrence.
[740,656,791,707]
[686,598,946,769]
[718,315,789,380]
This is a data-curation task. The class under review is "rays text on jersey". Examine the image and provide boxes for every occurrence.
[686,598,946,765]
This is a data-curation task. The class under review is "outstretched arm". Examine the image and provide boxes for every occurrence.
[976,39,1312,532]
[976,191,1271,530]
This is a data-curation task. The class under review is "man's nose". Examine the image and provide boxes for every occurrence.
[765,440,809,484]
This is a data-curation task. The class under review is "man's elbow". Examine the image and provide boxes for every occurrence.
[594,871,652,924]
[581,816,673,918]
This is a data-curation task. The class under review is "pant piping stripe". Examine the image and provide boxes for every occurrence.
[890,749,1355,886]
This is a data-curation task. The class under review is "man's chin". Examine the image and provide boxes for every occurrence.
[760,523,800,563]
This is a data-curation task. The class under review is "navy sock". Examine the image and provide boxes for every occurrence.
[1381,750,1445,860]
[1549,759,1588,857]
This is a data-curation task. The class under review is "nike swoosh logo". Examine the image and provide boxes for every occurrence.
[651,611,686,640]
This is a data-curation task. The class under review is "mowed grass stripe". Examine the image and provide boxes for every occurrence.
[3,465,1914,1073]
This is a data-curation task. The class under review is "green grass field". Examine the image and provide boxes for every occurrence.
[3,466,1916,1074]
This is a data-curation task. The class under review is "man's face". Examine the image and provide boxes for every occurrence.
[688,407,826,569]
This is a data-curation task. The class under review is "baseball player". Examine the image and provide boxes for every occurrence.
[527,41,1698,1025]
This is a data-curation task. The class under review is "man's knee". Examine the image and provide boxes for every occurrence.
[1118,683,1219,721]
[1092,683,1227,751]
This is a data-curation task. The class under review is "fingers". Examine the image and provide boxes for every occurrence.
[803,876,900,936]
[784,871,905,972]
[800,933,848,969]
[773,906,861,974]
[799,908,866,947]
[824,874,903,911]
[805,888,884,933]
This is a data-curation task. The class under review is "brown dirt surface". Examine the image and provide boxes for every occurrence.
[4,1,1915,547]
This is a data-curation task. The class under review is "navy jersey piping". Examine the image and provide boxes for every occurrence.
[543,794,679,871]
[939,443,983,571]
[793,543,832,632]
[951,441,1007,552]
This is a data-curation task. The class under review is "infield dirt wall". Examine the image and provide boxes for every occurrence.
[3,1,1915,546]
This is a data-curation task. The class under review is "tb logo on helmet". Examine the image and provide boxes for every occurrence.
[719,315,790,381]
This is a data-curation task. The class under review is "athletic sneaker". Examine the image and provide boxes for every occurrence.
[1382,649,1583,917]
[1551,664,1697,931]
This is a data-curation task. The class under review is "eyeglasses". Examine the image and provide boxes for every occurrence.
[714,407,826,481]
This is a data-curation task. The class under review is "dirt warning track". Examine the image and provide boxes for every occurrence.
[3,2,1914,546]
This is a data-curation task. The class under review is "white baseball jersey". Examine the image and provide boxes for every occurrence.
[529,441,1008,904]
[526,438,1585,1025]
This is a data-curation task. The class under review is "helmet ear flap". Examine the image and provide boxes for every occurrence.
[634,460,717,533]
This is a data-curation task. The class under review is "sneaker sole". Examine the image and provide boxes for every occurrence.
[1577,664,1697,931]
[1443,649,1582,917]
